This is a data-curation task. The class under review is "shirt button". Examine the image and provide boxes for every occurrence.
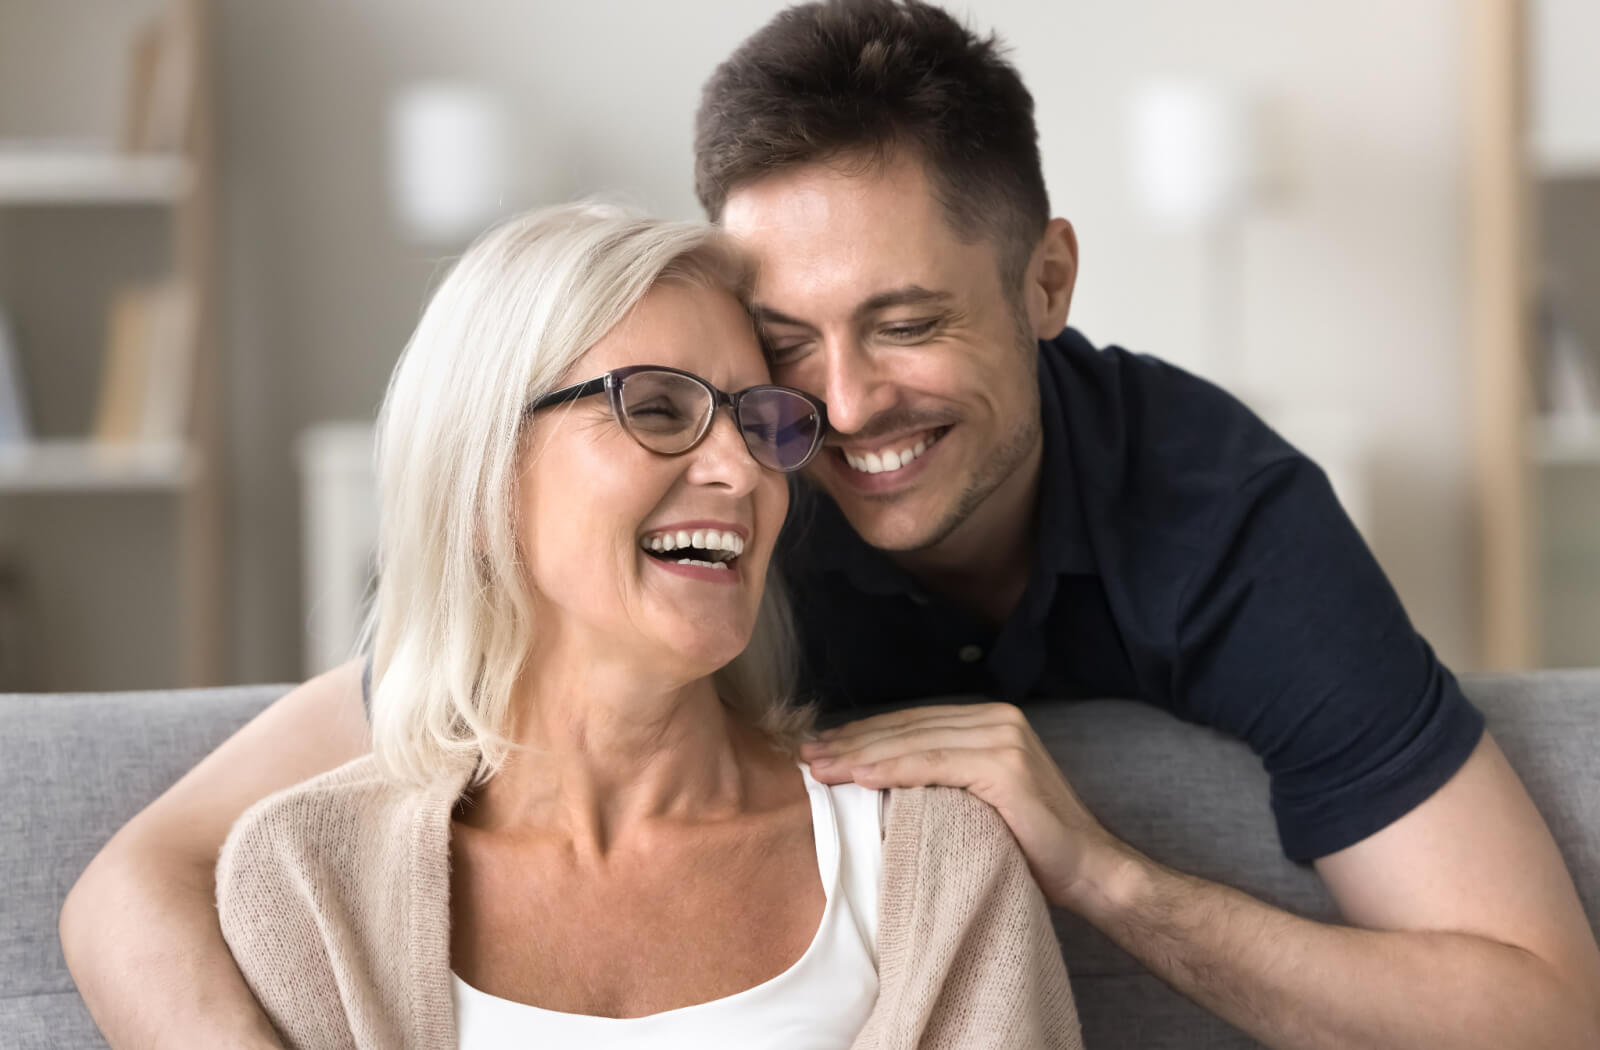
[958,644,983,663]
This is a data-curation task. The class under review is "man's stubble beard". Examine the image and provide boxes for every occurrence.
[892,386,1040,554]
[881,311,1043,554]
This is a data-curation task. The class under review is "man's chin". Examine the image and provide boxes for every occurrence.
[829,494,952,554]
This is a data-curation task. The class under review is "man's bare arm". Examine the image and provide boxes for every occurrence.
[59,660,370,1049]
[1071,733,1600,1048]
[806,707,1600,1049]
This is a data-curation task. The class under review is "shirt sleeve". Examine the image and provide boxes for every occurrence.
[1172,456,1484,862]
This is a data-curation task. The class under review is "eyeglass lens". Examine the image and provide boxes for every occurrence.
[615,370,821,471]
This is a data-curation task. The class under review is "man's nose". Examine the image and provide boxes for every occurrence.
[819,338,896,436]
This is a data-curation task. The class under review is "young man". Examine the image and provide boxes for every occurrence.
[689,5,1600,1047]
[62,2,1600,1048]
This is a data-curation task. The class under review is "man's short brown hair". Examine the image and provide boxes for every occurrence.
[694,0,1051,290]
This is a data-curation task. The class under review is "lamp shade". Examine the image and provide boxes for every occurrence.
[1128,80,1261,228]
[387,82,511,243]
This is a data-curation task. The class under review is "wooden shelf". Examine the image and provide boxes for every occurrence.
[1537,149,1600,180]
[0,146,193,206]
[1533,419,1600,466]
[0,439,197,492]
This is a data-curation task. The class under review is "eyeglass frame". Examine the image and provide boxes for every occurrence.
[524,364,829,473]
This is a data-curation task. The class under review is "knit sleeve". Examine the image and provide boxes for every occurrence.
[855,787,1083,1050]
[216,787,362,1050]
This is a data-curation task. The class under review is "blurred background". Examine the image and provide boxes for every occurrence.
[0,0,1593,691]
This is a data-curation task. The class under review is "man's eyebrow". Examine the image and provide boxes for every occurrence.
[749,303,812,329]
[853,286,954,320]
[749,286,954,329]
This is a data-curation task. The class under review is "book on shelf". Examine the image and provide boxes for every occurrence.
[1537,274,1600,432]
[120,1,197,154]
[0,306,32,444]
[93,282,197,445]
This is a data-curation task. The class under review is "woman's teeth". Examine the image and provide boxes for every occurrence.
[639,528,744,570]
[843,431,940,475]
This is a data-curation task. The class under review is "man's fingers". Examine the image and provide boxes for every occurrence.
[814,701,1023,745]
[807,723,1028,772]
[844,747,1012,795]
[806,717,997,758]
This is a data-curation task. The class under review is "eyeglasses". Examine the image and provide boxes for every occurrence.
[526,365,828,473]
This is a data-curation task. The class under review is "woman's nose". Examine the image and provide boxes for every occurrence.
[685,407,764,492]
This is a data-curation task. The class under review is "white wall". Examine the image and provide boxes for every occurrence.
[1533,0,1600,172]
[222,0,1476,680]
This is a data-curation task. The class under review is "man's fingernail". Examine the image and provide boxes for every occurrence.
[810,757,833,770]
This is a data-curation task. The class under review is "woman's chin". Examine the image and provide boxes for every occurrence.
[654,631,752,681]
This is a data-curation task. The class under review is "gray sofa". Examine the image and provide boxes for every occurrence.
[3,672,1597,1049]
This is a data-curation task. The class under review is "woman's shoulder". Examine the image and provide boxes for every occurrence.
[223,755,388,850]
[878,786,1030,898]
[216,755,448,905]
[883,785,1012,848]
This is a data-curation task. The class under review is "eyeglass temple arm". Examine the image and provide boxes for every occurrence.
[528,375,610,414]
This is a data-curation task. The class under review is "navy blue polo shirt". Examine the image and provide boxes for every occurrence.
[778,326,1484,863]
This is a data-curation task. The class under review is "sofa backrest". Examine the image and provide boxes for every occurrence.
[1026,671,1600,1049]
[0,686,292,1049]
[2,673,1597,1049]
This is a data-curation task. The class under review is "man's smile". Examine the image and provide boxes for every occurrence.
[824,425,953,494]
[836,425,951,475]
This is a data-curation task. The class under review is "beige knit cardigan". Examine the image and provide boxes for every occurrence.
[217,755,1083,1049]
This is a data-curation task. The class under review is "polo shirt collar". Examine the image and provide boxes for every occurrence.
[1034,331,1097,577]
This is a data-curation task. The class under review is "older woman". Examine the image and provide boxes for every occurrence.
[216,204,1081,1049]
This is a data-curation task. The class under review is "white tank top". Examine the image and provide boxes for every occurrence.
[452,766,884,1049]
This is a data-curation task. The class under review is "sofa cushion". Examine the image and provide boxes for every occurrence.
[3,672,1597,1050]
[0,685,289,1049]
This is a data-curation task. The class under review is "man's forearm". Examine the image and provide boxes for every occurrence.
[60,845,283,1050]
[1071,846,1600,1050]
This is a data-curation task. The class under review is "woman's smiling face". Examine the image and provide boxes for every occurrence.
[515,280,789,683]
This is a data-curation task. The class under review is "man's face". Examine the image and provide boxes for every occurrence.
[721,152,1043,554]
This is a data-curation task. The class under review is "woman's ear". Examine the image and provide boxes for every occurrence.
[1023,218,1079,340]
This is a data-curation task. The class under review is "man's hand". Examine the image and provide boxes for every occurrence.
[801,701,1126,908]
[806,708,1600,1049]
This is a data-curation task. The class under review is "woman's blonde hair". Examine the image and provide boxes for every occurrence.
[356,203,812,787]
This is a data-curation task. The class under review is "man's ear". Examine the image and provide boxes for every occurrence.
[1023,218,1078,340]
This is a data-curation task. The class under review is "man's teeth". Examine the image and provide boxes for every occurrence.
[844,435,934,475]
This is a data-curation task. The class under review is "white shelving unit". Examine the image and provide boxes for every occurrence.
[1533,419,1600,467]
[0,145,201,498]
[0,147,193,206]
[1536,149,1600,181]
[0,0,225,690]
[0,439,195,492]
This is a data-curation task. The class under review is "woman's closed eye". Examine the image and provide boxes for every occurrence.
[626,397,693,431]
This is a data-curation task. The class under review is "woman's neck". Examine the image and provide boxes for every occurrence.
[459,655,785,857]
